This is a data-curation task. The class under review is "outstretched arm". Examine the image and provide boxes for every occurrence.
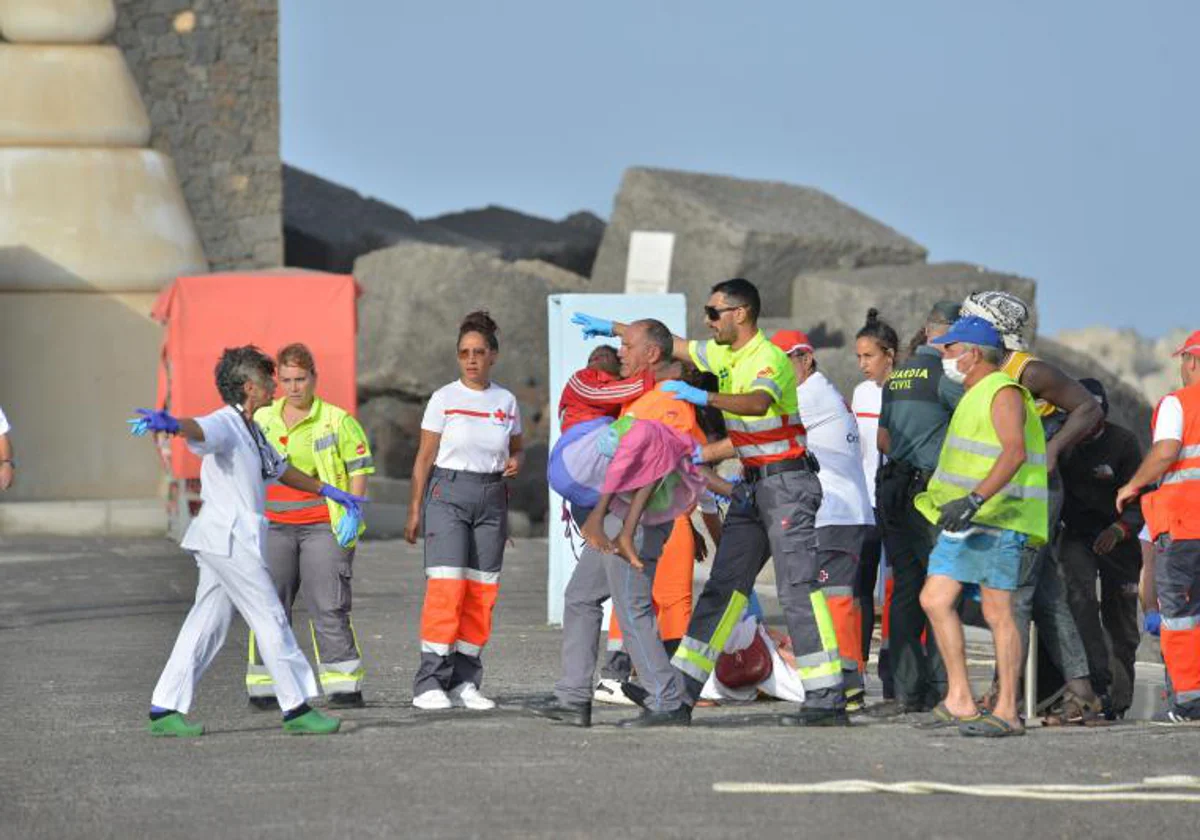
[570,313,691,361]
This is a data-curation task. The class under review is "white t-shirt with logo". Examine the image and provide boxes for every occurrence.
[798,373,874,527]
[422,380,522,473]
[851,380,883,507]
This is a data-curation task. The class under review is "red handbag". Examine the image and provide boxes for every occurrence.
[714,630,772,688]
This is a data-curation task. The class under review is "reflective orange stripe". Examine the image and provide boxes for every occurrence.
[419,578,468,647]
[826,593,863,675]
[1161,626,1200,694]
[457,579,500,649]
[265,483,330,525]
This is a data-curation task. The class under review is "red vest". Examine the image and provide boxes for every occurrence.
[1142,382,1200,540]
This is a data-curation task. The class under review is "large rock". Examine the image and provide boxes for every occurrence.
[1054,326,1188,406]
[422,206,605,277]
[590,167,927,334]
[284,165,473,272]
[1035,337,1153,448]
[790,262,1038,356]
[355,243,589,521]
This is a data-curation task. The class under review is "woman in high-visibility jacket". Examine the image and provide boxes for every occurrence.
[247,343,374,709]
[406,311,523,711]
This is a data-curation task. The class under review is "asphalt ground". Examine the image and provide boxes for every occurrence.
[2,535,1197,840]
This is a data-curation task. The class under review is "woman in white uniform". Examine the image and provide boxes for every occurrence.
[406,312,523,711]
[132,346,366,737]
[851,308,899,699]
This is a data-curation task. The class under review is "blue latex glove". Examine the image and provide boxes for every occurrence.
[570,312,615,339]
[127,408,180,437]
[1144,610,1161,637]
[711,476,743,506]
[319,483,368,517]
[661,379,709,406]
[692,443,705,465]
[334,507,362,548]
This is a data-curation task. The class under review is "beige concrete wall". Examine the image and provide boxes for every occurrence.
[0,292,163,500]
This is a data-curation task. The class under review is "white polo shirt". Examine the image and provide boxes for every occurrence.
[181,405,287,559]
[798,372,874,527]
[1153,395,1184,443]
[851,380,884,507]
[422,380,522,473]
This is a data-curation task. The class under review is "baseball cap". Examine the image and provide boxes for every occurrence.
[771,329,813,355]
[1171,329,1200,358]
[928,300,962,325]
[929,315,1004,349]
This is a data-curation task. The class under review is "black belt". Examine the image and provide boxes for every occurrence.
[432,466,504,483]
[743,457,810,484]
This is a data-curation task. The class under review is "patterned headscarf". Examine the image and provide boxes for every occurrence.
[961,291,1030,351]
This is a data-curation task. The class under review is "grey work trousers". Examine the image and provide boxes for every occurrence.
[555,514,681,711]
[247,522,360,698]
[1012,475,1091,684]
[671,468,844,710]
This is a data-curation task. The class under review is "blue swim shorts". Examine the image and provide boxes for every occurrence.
[927,527,1028,592]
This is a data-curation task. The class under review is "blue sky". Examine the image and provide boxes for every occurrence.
[281,1,1197,337]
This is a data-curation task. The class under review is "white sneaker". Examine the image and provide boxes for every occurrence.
[593,678,636,706]
[450,683,496,710]
[412,689,452,710]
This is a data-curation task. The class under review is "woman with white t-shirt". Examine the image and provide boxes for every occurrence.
[405,312,523,711]
[851,308,898,699]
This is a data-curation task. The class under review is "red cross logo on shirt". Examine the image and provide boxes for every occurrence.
[494,409,508,421]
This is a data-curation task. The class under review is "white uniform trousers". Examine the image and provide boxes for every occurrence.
[151,544,319,713]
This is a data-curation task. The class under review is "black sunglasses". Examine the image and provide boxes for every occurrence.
[704,304,744,322]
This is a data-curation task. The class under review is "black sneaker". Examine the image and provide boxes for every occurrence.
[616,705,692,728]
[780,707,851,727]
[327,691,365,709]
[523,697,592,728]
[248,696,280,712]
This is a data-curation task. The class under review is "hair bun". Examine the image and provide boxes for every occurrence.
[866,308,880,324]
[460,310,498,336]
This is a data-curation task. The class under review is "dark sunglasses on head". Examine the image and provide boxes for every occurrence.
[704,304,743,322]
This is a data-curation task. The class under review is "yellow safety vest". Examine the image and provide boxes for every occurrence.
[255,397,373,547]
[915,371,1049,544]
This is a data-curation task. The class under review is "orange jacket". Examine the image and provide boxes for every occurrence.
[1142,382,1200,540]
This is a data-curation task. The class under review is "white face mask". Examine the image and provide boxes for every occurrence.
[942,354,968,384]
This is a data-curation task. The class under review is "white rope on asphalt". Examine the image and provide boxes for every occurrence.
[713,775,1200,802]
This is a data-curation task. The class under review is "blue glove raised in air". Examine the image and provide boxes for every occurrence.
[334,506,363,548]
[319,483,368,517]
[1144,610,1161,637]
[127,408,180,437]
[570,312,616,339]
[661,380,709,406]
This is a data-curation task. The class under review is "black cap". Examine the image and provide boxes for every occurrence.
[1079,378,1109,418]
[928,300,961,325]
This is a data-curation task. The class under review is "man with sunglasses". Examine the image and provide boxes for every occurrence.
[128,345,366,737]
[572,278,847,726]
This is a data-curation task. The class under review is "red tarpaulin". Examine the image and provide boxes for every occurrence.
[152,269,360,480]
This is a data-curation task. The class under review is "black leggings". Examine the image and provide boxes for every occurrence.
[857,520,894,698]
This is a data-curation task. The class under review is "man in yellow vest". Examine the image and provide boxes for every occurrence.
[916,316,1049,737]
[962,291,1103,723]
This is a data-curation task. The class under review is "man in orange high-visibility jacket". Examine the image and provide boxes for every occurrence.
[1117,329,1200,723]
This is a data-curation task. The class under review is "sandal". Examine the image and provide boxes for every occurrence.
[960,710,1026,738]
[1041,690,1103,727]
[915,702,982,730]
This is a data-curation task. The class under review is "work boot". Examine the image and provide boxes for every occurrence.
[147,712,204,737]
[523,697,592,728]
[779,706,851,727]
[327,691,365,709]
[616,705,692,728]
[248,696,280,712]
[282,708,341,735]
